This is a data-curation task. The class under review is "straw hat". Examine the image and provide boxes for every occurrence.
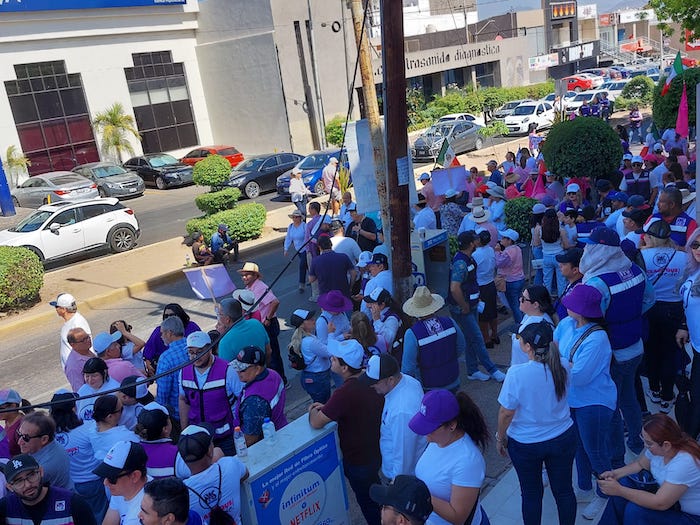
[402,286,445,318]
[237,262,261,275]
[467,196,484,209]
[467,206,491,223]
[487,186,506,200]
[288,209,303,219]
[680,188,696,206]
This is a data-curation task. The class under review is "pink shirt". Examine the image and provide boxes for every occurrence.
[495,245,525,282]
[105,358,145,383]
[65,351,91,392]
[247,278,278,321]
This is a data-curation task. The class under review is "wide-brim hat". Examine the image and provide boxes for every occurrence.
[468,207,491,223]
[467,196,484,209]
[288,210,304,218]
[505,172,519,184]
[561,284,603,319]
[487,186,506,199]
[237,262,260,275]
[681,188,696,205]
[402,286,444,318]
[318,290,353,312]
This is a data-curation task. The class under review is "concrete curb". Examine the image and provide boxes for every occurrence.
[0,231,286,339]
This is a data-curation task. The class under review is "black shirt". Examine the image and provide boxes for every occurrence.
[345,217,378,252]
[0,487,96,525]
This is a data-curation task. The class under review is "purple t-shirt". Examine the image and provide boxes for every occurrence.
[309,251,354,297]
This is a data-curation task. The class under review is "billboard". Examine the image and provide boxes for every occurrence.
[0,0,185,12]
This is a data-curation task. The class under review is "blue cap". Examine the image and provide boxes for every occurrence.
[611,191,628,203]
[580,226,620,247]
[631,155,644,164]
[628,195,646,208]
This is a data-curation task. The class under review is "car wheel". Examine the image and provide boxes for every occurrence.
[24,246,44,263]
[11,196,19,208]
[109,226,136,253]
[474,137,483,150]
[314,180,326,195]
[574,87,582,93]
[98,187,107,198]
[244,181,260,199]
[155,177,167,190]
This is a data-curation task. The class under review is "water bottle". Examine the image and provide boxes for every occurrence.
[262,417,276,442]
[185,254,191,267]
[234,426,248,458]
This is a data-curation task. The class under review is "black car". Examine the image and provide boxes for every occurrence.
[226,152,304,199]
[123,154,194,190]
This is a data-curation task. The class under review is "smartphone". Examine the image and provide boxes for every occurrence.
[592,471,604,480]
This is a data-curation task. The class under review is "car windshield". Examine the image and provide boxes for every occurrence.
[504,101,521,110]
[425,124,453,137]
[573,93,592,102]
[94,166,128,178]
[233,157,266,172]
[10,210,52,233]
[298,153,335,170]
[543,94,555,101]
[148,155,179,167]
[512,105,535,116]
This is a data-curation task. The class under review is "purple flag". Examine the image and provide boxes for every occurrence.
[183,264,235,300]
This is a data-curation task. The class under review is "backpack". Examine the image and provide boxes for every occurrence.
[187,464,235,525]
[288,346,307,371]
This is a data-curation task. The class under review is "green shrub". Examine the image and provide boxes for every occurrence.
[192,154,231,187]
[186,202,267,242]
[194,188,241,215]
[653,67,700,131]
[0,246,44,310]
[504,197,538,243]
[325,115,347,146]
[541,117,622,183]
[621,76,655,105]
[612,96,641,112]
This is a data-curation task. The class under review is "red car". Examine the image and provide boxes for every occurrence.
[562,75,594,92]
[180,145,244,168]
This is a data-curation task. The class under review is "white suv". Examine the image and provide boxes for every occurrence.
[504,102,555,134]
[0,198,140,264]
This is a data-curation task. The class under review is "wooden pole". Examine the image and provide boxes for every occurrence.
[380,0,412,304]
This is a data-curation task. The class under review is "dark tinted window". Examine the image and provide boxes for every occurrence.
[80,204,106,221]
[50,209,77,227]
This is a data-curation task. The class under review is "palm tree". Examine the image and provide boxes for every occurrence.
[4,145,31,188]
[92,102,141,163]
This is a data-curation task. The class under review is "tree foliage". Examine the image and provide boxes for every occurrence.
[92,102,140,162]
[504,197,538,243]
[194,187,241,215]
[0,247,44,310]
[325,115,347,146]
[648,0,700,41]
[186,203,266,242]
[192,154,232,188]
[652,67,700,131]
[541,117,623,182]
[620,75,656,105]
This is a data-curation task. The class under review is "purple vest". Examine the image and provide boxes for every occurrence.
[6,486,74,524]
[236,369,288,431]
[181,357,235,439]
[410,317,459,389]
[656,212,695,247]
[141,440,178,479]
[624,171,651,201]
[598,264,646,349]
[449,252,480,308]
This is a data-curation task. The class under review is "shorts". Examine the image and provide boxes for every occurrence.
[330,188,341,200]
[478,282,497,321]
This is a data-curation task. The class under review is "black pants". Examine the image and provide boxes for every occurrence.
[686,350,700,439]
[644,301,685,402]
[265,317,287,383]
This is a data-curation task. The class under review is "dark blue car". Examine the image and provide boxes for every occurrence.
[276,148,347,198]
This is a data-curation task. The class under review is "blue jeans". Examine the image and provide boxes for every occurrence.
[74,478,109,524]
[505,279,525,325]
[572,405,613,494]
[543,253,566,298]
[610,354,644,467]
[629,125,643,144]
[343,460,381,525]
[507,425,577,525]
[598,476,700,524]
[532,245,543,285]
[451,309,498,376]
[301,369,331,403]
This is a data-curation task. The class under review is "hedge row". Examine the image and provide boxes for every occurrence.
[186,202,267,243]
[0,246,44,310]
[194,187,241,215]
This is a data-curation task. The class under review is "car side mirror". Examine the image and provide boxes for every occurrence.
[50,223,60,234]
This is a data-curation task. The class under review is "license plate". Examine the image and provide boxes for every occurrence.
[129,188,136,193]
[77,188,90,193]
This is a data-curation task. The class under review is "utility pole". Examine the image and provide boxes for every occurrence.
[380,0,412,304]
[349,0,391,253]
[306,0,327,149]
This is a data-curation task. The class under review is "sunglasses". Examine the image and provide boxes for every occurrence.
[16,430,46,443]
[691,242,700,250]
[105,471,131,485]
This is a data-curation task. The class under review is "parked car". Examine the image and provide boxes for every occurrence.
[540,91,577,111]
[73,162,145,199]
[564,91,600,113]
[122,154,193,190]
[579,67,620,80]
[562,74,595,92]
[225,152,304,199]
[503,102,554,134]
[598,80,629,100]
[492,99,534,120]
[411,120,484,161]
[11,172,98,208]
[578,73,605,88]
[0,198,140,263]
[628,66,660,81]
[276,148,345,198]
[180,145,244,168]
[437,112,486,127]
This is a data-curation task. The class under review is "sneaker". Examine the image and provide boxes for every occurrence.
[491,370,506,382]
[582,496,607,520]
[575,488,595,503]
[647,390,661,403]
[467,371,490,381]
[659,399,675,414]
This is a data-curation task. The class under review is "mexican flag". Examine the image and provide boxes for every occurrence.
[661,52,684,96]
[436,139,460,167]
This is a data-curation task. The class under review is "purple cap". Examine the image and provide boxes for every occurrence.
[580,226,620,247]
[561,284,603,319]
[541,195,557,207]
[409,390,459,436]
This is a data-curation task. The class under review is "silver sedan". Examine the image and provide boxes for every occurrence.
[11,171,99,208]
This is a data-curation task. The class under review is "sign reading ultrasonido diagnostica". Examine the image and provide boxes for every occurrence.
[0,0,185,12]
[249,432,349,525]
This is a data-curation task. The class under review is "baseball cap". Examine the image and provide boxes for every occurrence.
[49,293,76,308]
[328,156,339,164]
[93,441,147,479]
[486,160,497,166]
[357,251,373,268]
[409,389,459,436]
[93,331,121,355]
[289,309,315,328]
[418,173,430,181]
[370,253,388,267]
[370,475,433,523]
[186,331,211,349]
[4,455,40,483]
[532,203,547,214]
[0,389,21,405]
[653,143,663,152]
[555,247,583,266]
[137,402,170,433]
[580,226,620,247]
[231,345,266,371]
[612,191,628,203]
[359,354,400,385]
[627,195,646,208]
[596,179,612,191]
[622,153,633,161]
[328,339,364,369]
[231,289,257,312]
[178,425,213,462]
[217,223,228,231]
[50,389,78,411]
[631,155,644,164]
[566,183,580,193]
[363,287,392,304]
[541,195,557,207]
[636,217,671,239]
[500,229,519,242]
[119,376,151,401]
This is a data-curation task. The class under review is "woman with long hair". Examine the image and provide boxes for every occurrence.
[289,309,332,404]
[410,389,491,525]
[555,284,618,520]
[349,311,387,366]
[541,209,570,297]
[511,285,556,366]
[597,414,700,523]
[142,303,201,376]
[497,321,576,525]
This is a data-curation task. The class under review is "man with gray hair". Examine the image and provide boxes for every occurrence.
[51,293,92,370]
[155,315,188,425]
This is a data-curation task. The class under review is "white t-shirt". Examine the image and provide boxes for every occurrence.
[413,207,437,230]
[109,480,149,525]
[642,247,685,302]
[90,425,140,460]
[647,450,700,515]
[681,271,700,350]
[415,435,485,525]
[185,457,247,525]
[60,312,92,369]
[498,359,573,443]
[76,378,121,421]
[380,374,427,479]
[473,246,495,286]
[331,236,362,266]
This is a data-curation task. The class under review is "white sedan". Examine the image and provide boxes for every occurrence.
[503,102,555,134]
[437,112,486,127]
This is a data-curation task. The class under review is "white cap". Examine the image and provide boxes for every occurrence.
[566,183,580,193]
[357,251,373,268]
[50,293,76,308]
[328,156,339,164]
[328,339,365,369]
[142,402,169,416]
[500,229,520,242]
[186,331,211,348]
[232,289,257,312]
